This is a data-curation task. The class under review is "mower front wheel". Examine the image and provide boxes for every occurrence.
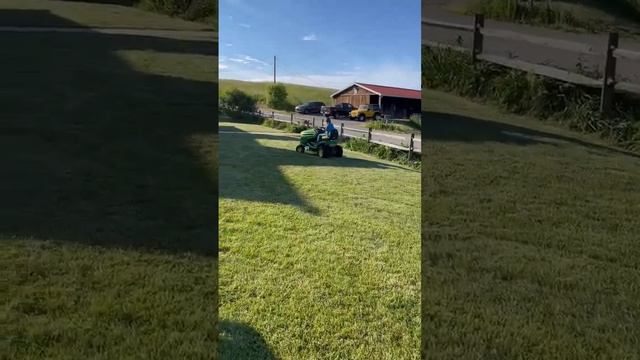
[296,145,305,153]
[318,145,328,158]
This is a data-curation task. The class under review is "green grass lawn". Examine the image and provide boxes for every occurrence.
[0,0,214,30]
[1,3,217,358]
[219,121,420,359]
[219,79,336,106]
[422,88,640,359]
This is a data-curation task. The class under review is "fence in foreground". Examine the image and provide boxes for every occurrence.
[423,14,640,114]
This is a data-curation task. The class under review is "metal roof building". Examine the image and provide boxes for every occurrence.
[331,82,421,118]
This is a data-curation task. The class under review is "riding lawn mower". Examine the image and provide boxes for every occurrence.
[295,127,343,158]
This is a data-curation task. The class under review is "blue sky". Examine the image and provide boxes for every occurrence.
[219,0,421,90]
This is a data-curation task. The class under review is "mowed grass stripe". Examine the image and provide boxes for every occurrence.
[422,88,640,359]
[219,122,420,359]
[1,2,218,358]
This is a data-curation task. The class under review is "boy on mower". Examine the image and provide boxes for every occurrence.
[317,118,336,143]
[296,119,343,158]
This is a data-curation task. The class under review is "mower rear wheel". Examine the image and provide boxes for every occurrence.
[335,145,343,157]
[296,145,305,153]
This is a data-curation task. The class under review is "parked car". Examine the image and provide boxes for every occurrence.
[295,101,325,114]
[349,104,382,121]
[321,103,354,118]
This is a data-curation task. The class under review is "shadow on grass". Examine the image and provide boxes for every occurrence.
[219,124,408,215]
[0,9,218,256]
[423,111,640,159]
[218,320,277,360]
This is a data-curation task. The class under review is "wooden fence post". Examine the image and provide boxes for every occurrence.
[600,32,619,115]
[408,133,415,160]
[340,123,344,140]
[290,113,293,124]
[312,117,316,128]
[367,127,372,143]
[271,111,274,119]
[472,14,484,63]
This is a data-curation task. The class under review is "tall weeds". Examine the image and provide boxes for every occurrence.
[463,0,640,32]
[422,46,640,151]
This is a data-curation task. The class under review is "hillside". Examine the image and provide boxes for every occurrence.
[219,79,336,106]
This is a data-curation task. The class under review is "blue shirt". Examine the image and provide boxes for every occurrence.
[326,122,336,133]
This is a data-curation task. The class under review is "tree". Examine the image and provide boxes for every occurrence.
[267,83,289,110]
[220,88,257,112]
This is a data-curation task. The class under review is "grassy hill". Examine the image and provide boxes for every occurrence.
[422,88,640,358]
[220,79,336,107]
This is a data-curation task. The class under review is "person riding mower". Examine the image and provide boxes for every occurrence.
[295,125,343,158]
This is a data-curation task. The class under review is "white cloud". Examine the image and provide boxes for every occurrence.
[239,23,251,28]
[219,63,229,70]
[241,55,268,66]
[227,54,269,67]
[225,43,233,46]
[229,58,249,64]
[302,33,317,41]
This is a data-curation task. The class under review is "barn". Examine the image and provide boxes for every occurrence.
[330,82,421,119]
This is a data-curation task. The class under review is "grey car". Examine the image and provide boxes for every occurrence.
[295,101,325,114]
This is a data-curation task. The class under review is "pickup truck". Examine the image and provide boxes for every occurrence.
[321,103,354,118]
[349,104,382,121]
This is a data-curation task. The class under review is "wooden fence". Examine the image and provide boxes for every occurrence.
[422,15,640,114]
[263,110,419,158]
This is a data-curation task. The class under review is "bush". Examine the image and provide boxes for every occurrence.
[343,138,420,168]
[220,88,257,113]
[422,45,640,151]
[261,119,306,133]
[267,84,292,111]
[365,121,404,132]
[409,113,422,129]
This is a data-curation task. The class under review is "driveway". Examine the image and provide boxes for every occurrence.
[423,2,640,84]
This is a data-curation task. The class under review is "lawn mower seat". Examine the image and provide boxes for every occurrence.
[328,129,339,140]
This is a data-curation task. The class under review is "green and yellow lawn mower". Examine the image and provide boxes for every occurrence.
[295,127,343,158]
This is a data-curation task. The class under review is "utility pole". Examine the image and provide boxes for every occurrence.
[273,55,276,83]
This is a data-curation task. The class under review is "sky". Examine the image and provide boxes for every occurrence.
[219,0,421,90]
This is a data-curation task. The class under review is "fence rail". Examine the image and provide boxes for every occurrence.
[422,15,640,114]
[220,106,421,157]
[265,111,420,157]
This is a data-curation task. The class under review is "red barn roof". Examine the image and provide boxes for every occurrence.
[331,82,421,100]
